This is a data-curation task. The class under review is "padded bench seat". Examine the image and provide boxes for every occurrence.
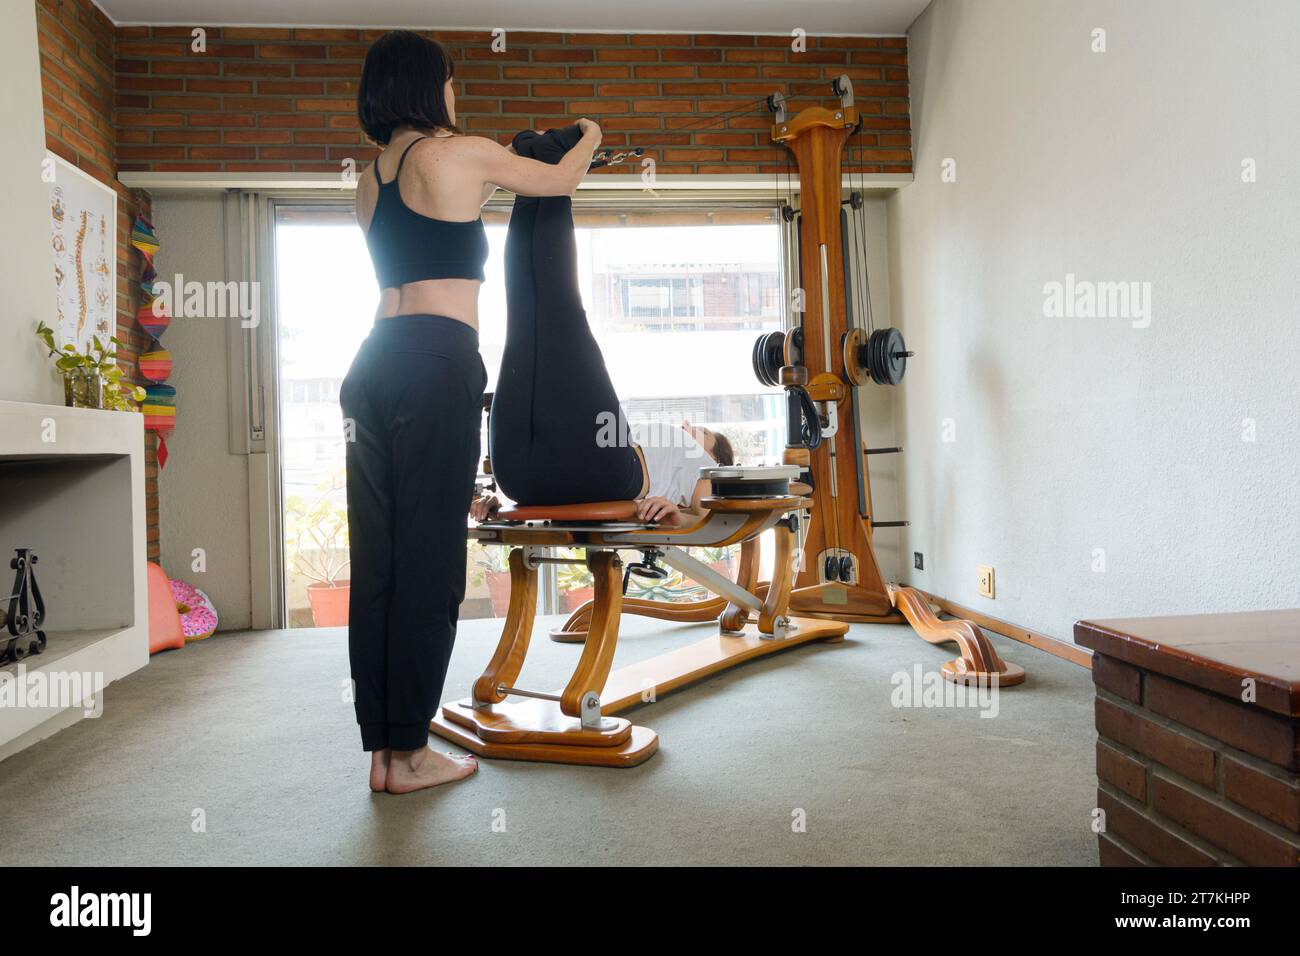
[491,500,641,523]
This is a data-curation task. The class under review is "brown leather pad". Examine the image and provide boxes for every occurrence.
[493,500,641,522]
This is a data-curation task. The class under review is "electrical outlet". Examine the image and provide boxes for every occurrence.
[977,565,995,599]
[913,552,924,571]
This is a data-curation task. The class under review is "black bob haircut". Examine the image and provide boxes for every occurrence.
[357,30,459,145]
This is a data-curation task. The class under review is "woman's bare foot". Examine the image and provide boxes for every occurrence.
[368,749,391,792]
[386,746,478,794]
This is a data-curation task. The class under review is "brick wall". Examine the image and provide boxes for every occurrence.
[36,0,160,562]
[112,28,911,175]
[1091,654,1300,866]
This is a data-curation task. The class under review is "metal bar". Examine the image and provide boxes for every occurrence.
[818,243,832,372]
[497,685,562,703]
[658,547,764,615]
[871,520,910,528]
[865,446,904,455]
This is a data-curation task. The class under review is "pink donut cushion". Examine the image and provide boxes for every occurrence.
[169,578,219,641]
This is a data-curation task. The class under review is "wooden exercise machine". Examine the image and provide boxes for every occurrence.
[553,77,1022,687]
[762,76,1023,686]
[431,466,848,766]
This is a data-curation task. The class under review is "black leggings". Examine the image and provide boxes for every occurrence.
[488,126,643,506]
[340,314,485,752]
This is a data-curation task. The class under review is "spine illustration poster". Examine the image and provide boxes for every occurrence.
[48,152,117,352]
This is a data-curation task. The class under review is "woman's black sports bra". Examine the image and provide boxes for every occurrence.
[364,135,489,288]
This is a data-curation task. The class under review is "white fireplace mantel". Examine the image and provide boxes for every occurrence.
[0,400,149,760]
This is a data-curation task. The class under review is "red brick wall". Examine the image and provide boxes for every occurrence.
[36,0,160,561]
[1092,654,1300,866]
[112,28,911,175]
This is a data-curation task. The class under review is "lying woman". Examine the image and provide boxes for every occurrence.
[471,420,736,526]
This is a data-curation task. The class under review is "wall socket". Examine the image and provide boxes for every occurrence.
[977,565,995,599]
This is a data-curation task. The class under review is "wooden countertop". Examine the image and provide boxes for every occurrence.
[1075,610,1300,717]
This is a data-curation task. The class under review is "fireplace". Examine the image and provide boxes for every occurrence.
[0,400,148,760]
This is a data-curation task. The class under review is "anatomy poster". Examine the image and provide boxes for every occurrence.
[48,152,116,352]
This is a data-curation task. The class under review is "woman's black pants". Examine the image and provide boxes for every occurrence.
[340,314,485,752]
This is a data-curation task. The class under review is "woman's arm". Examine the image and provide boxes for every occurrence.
[479,144,514,205]
[467,120,602,197]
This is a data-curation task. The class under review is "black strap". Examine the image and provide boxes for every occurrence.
[376,136,428,185]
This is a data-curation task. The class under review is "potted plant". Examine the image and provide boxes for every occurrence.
[35,322,146,411]
[469,541,512,617]
[696,545,735,578]
[557,549,594,611]
[285,477,350,627]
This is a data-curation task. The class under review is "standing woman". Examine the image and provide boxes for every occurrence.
[344,30,602,794]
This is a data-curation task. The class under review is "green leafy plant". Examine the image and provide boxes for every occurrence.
[35,321,146,412]
[695,545,735,565]
[285,476,350,587]
[556,548,593,592]
[468,539,510,587]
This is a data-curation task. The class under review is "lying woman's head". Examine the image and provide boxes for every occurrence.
[683,424,735,466]
[358,30,459,145]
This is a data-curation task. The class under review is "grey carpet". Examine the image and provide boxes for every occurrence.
[0,615,1098,866]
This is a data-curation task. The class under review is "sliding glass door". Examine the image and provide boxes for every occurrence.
[271,199,785,627]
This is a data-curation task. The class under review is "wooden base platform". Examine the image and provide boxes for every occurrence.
[430,616,847,767]
[432,705,661,767]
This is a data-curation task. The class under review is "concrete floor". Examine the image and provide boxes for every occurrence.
[0,614,1099,866]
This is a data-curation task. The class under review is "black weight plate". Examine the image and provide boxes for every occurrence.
[867,328,884,384]
[824,554,839,581]
[884,328,906,385]
[752,332,768,386]
[838,555,854,581]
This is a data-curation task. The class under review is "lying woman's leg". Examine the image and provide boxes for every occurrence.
[489,127,644,506]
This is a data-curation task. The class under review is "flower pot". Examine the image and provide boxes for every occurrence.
[485,570,512,617]
[63,368,102,409]
[563,586,595,611]
[307,580,350,627]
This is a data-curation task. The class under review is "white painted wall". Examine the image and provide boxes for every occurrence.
[890,0,1300,641]
[151,194,254,630]
[1,3,63,406]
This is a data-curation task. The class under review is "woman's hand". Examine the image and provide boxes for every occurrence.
[576,117,602,149]
[636,495,679,525]
[469,494,500,522]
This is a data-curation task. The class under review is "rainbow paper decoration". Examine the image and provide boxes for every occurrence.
[130,217,160,260]
[142,383,176,433]
[132,213,174,470]
[138,348,173,383]
[137,300,171,338]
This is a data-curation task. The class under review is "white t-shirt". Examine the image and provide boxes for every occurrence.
[630,421,710,507]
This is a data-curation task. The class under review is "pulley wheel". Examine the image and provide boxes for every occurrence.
[751,330,787,387]
[866,327,908,386]
[840,327,869,386]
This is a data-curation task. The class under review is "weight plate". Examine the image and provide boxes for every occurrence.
[882,327,907,385]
